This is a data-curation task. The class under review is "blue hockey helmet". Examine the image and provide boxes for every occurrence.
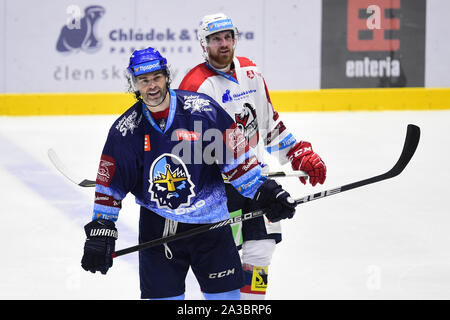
[127,47,167,77]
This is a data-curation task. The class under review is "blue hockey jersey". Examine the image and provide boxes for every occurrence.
[92,89,266,224]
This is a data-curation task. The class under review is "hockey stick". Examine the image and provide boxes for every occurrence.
[47,148,308,188]
[47,149,96,187]
[112,124,420,258]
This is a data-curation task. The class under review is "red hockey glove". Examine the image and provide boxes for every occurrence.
[287,141,326,186]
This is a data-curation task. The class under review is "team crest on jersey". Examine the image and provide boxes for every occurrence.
[149,153,195,209]
[235,103,259,148]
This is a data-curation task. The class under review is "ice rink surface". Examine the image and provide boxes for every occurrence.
[0,110,449,300]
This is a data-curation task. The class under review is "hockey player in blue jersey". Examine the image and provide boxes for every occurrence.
[80,47,297,300]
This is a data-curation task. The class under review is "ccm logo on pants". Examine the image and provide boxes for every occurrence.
[209,268,235,279]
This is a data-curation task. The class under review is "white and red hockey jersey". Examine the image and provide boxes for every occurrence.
[179,56,297,166]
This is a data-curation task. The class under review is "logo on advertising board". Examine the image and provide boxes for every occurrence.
[321,0,426,88]
[55,5,256,57]
[52,4,256,86]
[56,5,105,54]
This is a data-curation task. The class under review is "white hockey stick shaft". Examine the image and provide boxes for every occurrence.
[48,148,308,188]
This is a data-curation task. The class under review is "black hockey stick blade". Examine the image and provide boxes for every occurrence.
[112,124,419,258]
[383,123,420,179]
[78,179,96,187]
[295,124,420,205]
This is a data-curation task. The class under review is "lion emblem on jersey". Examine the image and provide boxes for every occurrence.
[149,154,195,209]
[235,103,259,148]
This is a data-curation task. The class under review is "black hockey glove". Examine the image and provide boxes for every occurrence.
[254,179,297,223]
[81,219,118,275]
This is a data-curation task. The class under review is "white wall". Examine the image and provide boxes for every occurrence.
[425,0,450,88]
[0,0,447,93]
[0,0,5,93]
[262,0,322,90]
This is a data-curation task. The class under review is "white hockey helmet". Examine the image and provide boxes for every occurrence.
[198,13,239,49]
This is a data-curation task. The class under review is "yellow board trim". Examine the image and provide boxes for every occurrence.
[0,92,135,116]
[1,88,449,116]
[270,87,450,112]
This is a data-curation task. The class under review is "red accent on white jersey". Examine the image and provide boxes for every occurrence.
[179,56,297,165]
[179,63,216,92]
[237,56,257,68]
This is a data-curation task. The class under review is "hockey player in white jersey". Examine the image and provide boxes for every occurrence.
[179,13,327,299]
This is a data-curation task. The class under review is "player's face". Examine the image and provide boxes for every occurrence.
[135,71,168,107]
[206,30,235,69]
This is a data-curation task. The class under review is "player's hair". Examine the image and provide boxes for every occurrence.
[126,67,171,102]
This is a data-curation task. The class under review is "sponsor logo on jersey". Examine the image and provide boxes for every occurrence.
[264,121,285,146]
[237,175,260,193]
[149,153,195,210]
[93,212,118,221]
[222,89,257,103]
[230,89,257,101]
[176,130,201,141]
[277,134,296,150]
[96,154,116,187]
[222,89,233,103]
[94,192,122,208]
[224,155,259,182]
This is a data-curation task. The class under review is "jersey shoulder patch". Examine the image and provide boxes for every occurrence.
[237,56,257,68]
[111,102,143,138]
[179,63,216,92]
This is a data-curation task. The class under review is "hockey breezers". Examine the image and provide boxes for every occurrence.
[112,124,420,258]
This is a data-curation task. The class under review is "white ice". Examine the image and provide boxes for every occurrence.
[0,110,449,300]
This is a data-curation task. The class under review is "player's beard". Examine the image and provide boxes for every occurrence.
[143,85,168,108]
[208,46,234,69]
